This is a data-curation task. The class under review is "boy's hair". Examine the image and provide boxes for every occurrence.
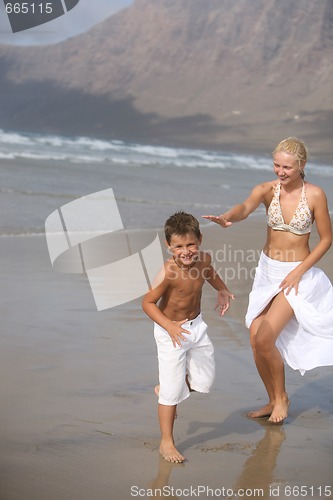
[164,211,202,244]
[272,137,309,166]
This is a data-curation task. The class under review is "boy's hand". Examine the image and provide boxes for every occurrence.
[167,319,191,348]
[215,290,235,316]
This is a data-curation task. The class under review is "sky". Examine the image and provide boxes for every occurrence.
[0,0,133,46]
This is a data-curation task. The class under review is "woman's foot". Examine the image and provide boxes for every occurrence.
[247,402,274,419]
[268,398,289,424]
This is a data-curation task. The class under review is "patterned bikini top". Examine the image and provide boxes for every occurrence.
[267,182,312,235]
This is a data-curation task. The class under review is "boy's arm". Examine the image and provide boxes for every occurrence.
[204,255,235,316]
[142,267,191,347]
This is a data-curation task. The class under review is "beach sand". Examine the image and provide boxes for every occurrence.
[1,219,332,500]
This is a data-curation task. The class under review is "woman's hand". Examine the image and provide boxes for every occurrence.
[279,268,303,295]
[202,215,232,227]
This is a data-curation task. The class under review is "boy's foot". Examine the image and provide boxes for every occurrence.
[160,442,185,463]
[247,403,274,419]
[154,385,177,418]
[268,399,289,424]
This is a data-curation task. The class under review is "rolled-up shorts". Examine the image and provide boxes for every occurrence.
[154,313,215,406]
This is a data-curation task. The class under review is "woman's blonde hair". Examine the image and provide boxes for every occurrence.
[273,137,309,179]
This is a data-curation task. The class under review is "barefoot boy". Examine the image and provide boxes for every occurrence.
[142,212,234,463]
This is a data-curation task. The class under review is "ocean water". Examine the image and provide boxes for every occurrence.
[1,128,333,235]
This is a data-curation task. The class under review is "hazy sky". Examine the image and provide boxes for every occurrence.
[0,0,133,46]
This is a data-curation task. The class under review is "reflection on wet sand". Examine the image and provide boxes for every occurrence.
[148,456,183,499]
[234,421,286,495]
[148,420,286,498]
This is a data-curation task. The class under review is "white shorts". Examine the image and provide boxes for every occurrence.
[154,313,215,406]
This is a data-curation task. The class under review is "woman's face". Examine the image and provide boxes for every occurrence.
[273,151,303,185]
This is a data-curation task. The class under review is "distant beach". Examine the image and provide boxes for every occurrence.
[1,129,333,499]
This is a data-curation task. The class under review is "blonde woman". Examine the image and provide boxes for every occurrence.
[203,137,333,423]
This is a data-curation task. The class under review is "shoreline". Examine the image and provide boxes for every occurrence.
[2,119,332,164]
[2,127,333,166]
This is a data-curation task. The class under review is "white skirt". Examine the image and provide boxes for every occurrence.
[245,252,333,375]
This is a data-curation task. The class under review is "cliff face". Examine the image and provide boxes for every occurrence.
[0,0,332,157]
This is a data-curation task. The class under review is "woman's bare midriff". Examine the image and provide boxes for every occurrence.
[263,227,311,262]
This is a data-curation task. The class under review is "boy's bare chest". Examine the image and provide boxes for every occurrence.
[173,272,205,296]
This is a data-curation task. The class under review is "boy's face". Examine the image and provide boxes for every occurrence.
[166,232,202,268]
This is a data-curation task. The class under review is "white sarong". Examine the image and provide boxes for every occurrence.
[245,252,333,375]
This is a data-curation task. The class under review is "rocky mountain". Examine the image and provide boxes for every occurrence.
[0,0,332,158]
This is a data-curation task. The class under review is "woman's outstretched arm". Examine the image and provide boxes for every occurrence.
[202,183,270,227]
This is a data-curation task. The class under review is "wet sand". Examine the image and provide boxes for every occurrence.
[0,219,332,499]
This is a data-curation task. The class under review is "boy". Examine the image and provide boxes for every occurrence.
[142,211,234,463]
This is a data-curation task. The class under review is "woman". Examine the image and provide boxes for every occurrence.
[203,137,333,423]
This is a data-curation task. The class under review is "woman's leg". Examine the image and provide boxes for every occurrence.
[250,292,294,423]
[248,305,276,418]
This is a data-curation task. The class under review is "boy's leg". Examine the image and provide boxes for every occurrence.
[186,322,215,394]
[158,404,185,463]
[154,323,190,462]
[155,385,177,418]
